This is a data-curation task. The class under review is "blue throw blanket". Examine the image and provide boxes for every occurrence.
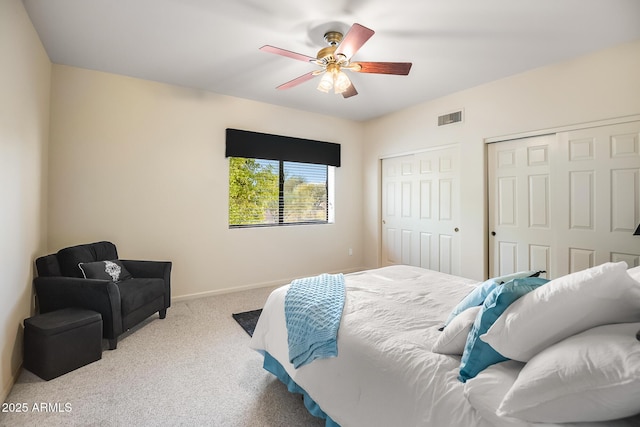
[285,273,346,368]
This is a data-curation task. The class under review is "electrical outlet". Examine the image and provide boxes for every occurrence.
[348,248,353,256]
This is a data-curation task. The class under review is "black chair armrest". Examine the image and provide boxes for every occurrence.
[120,260,172,308]
[33,276,123,339]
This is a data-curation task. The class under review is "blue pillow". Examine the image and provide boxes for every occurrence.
[458,277,549,382]
[443,270,538,327]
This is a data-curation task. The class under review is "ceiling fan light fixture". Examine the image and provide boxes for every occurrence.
[333,70,351,94]
[317,72,333,93]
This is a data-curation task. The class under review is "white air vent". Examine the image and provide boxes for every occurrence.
[438,110,463,126]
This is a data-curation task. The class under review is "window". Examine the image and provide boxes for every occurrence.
[225,129,340,229]
[228,158,334,227]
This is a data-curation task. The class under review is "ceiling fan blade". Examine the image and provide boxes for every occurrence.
[352,62,412,75]
[260,45,316,63]
[276,71,317,90]
[341,82,358,98]
[334,23,374,60]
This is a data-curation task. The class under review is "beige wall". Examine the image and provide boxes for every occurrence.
[362,40,640,280]
[0,0,51,400]
[48,65,365,299]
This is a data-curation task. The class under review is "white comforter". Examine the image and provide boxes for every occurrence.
[251,265,485,426]
[250,265,639,427]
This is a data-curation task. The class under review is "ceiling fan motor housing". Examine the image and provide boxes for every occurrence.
[316,45,337,61]
[317,31,344,61]
[324,31,343,46]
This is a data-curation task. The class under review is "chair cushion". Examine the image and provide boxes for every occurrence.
[57,242,118,277]
[35,254,62,277]
[117,278,165,314]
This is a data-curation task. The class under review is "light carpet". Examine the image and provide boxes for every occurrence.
[1,285,324,427]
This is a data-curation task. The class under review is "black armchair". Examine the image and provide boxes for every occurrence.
[33,241,171,350]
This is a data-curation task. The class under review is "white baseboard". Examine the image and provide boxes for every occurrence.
[171,266,367,303]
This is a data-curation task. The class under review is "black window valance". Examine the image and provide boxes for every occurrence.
[225,128,341,167]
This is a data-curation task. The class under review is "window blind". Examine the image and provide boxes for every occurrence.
[282,161,328,224]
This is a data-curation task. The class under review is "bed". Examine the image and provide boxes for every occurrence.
[250,264,640,427]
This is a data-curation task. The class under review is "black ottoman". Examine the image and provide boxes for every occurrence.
[24,308,103,380]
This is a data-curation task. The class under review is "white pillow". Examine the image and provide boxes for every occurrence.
[497,322,640,423]
[463,361,528,427]
[628,265,640,282]
[481,262,640,361]
[432,306,481,355]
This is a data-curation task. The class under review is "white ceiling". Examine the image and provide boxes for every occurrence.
[23,0,640,122]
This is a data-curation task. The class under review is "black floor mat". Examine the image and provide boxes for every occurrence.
[232,309,263,337]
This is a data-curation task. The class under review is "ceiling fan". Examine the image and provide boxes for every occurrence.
[260,23,412,98]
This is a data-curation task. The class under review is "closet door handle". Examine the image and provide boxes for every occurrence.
[491,231,496,236]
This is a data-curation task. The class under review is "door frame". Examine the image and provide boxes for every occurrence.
[485,115,640,144]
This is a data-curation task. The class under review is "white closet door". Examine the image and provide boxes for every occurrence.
[555,122,640,274]
[489,121,640,279]
[488,135,556,278]
[381,146,461,274]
